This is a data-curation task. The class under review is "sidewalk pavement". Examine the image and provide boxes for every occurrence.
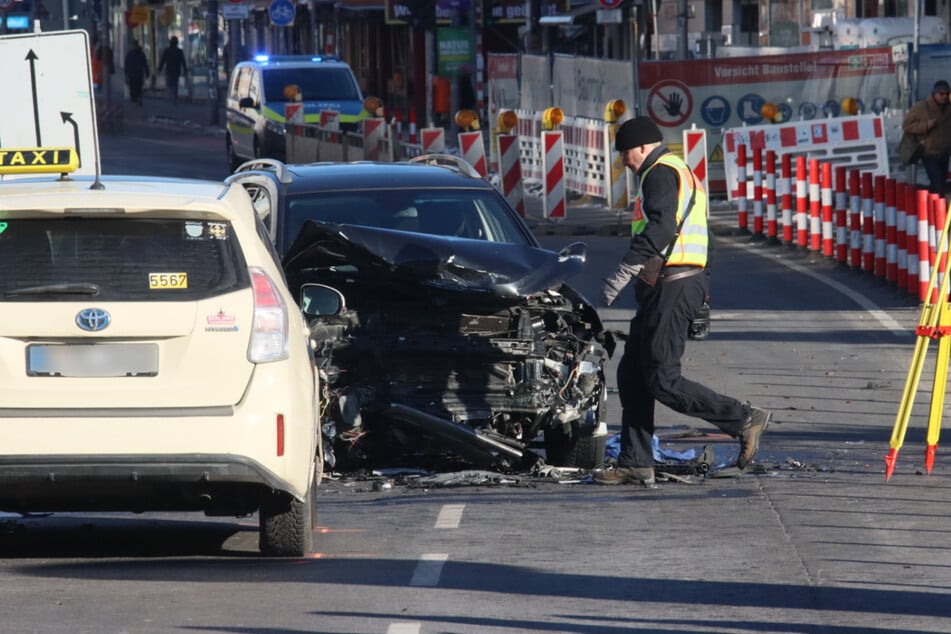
[101,81,736,238]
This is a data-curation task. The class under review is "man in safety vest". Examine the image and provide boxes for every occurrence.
[595,116,772,487]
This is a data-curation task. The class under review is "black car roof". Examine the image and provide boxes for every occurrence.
[282,161,497,193]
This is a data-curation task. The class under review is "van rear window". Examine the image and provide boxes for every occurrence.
[0,218,249,302]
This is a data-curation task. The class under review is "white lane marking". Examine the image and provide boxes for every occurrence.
[733,241,907,336]
[387,624,421,634]
[409,553,449,586]
[434,503,465,529]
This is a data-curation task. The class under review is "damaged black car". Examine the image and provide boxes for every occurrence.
[228,155,615,472]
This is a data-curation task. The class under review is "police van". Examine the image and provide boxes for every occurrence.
[226,55,368,171]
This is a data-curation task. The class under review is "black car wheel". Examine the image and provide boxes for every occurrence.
[258,465,317,557]
[544,422,606,469]
[226,135,241,173]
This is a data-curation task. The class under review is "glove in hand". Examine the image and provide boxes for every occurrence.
[601,262,644,307]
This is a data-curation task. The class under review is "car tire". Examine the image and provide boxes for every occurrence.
[544,424,605,469]
[258,474,316,557]
[226,135,241,173]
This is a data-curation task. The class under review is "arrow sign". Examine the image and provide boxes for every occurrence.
[0,30,99,176]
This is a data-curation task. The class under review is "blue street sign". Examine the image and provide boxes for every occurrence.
[268,0,295,26]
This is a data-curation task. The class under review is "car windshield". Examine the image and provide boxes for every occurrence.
[282,189,533,249]
[262,67,360,103]
[0,218,249,301]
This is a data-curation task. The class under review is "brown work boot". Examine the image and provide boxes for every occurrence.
[591,466,656,488]
[737,406,772,469]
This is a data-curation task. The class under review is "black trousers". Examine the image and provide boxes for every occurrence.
[616,270,748,468]
[922,154,949,197]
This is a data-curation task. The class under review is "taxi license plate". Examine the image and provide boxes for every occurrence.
[27,344,159,377]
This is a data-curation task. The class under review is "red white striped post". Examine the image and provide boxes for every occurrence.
[896,182,908,290]
[919,188,932,302]
[835,166,848,264]
[873,174,886,277]
[821,162,834,257]
[408,108,418,144]
[905,184,919,296]
[885,178,898,283]
[796,156,808,248]
[752,146,764,238]
[765,150,779,243]
[808,159,821,252]
[932,193,946,304]
[862,172,875,273]
[736,144,749,233]
[849,170,862,268]
[781,154,793,245]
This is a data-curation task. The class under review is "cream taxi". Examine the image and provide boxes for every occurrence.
[0,147,321,556]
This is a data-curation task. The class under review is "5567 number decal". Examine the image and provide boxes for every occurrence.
[149,272,189,289]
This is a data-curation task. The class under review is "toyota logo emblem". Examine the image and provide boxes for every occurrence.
[76,308,111,332]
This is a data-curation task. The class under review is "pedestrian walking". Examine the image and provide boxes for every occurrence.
[595,116,772,487]
[902,79,951,197]
[124,39,150,106]
[157,35,187,104]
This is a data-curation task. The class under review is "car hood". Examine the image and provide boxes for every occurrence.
[283,221,585,299]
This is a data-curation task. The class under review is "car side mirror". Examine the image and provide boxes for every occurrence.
[558,241,587,263]
[300,283,346,318]
[239,96,257,109]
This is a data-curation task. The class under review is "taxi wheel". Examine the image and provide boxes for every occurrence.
[258,483,316,557]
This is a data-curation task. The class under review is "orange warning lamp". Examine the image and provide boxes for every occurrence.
[604,100,626,123]
[760,102,779,123]
[542,107,564,130]
[841,97,859,116]
[497,110,518,134]
[283,84,302,101]
[363,96,385,117]
[455,109,480,132]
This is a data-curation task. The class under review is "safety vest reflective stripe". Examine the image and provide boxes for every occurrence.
[631,153,708,267]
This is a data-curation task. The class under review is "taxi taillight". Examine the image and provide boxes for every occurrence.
[248,267,289,363]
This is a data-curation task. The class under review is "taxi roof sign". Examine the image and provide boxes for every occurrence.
[0,147,79,175]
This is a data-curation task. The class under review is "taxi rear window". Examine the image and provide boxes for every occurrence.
[0,218,250,302]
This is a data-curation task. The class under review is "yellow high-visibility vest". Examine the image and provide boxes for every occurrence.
[631,153,708,268]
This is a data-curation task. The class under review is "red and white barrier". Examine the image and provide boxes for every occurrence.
[421,127,446,153]
[862,172,875,273]
[363,118,387,162]
[736,144,748,233]
[834,166,848,264]
[905,184,918,296]
[849,170,862,269]
[542,130,566,219]
[459,130,488,177]
[808,159,821,252]
[498,133,525,216]
[918,188,930,301]
[765,150,778,243]
[820,162,833,257]
[408,109,417,145]
[795,156,808,248]
[607,123,628,209]
[683,126,708,198]
[896,182,908,289]
[885,178,897,283]
[752,147,764,237]
[874,174,886,278]
[781,154,793,245]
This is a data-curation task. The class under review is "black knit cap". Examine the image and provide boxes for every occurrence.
[934,80,951,93]
[615,116,663,152]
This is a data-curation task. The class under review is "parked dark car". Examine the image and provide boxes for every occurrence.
[228,155,615,472]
